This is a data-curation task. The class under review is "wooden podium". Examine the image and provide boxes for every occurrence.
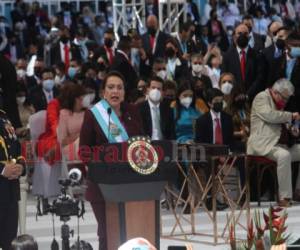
[88,140,176,250]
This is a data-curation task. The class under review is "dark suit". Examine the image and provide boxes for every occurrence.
[195,111,234,149]
[221,46,259,99]
[79,102,144,250]
[0,110,25,250]
[0,54,21,128]
[110,51,138,95]
[49,41,82,66]
[251,32,265,52]
[28,85,59,112]
[141,31,170,61]
[138,99,175,140]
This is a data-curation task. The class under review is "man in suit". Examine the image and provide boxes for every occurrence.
[0,108,26,250]
[221,24,259,100]
[242,15,265,52]
[257,26,290,91]
[28,68,59,112]
[195,88,232,210]
[195,88,234,147]
[141,15,170,63]
[110,35,138,96]
[94,28,115,66]
[138,76,175,140]
[247,79,300,207]
[49,26,82,70]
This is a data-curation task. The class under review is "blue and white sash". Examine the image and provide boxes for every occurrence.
[91,99,129,143]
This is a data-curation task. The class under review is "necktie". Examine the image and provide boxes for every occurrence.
[152,106,162,140]
[64,44,70,71]
[215,118,223,145]
[240,49,246,82]
[150,36,155,51]
[107,47,114,64]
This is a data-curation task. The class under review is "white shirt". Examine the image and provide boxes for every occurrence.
[60,41,72,63]
[148,100,163,140]
[210,110,222,144]
[237,46,249,61]
[43,89,53,103]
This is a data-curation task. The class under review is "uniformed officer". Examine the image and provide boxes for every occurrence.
[0,109,26,250]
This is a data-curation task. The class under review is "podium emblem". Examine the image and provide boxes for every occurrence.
[127,136,159,175]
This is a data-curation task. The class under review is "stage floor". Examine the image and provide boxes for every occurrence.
[24,193,300,249]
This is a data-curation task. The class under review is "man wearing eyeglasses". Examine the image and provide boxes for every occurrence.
[247,78,300,207]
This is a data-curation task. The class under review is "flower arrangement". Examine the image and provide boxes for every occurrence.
[229,206,289,250]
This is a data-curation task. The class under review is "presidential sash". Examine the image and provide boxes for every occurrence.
[91,99,129,143]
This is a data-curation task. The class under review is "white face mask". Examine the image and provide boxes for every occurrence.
[180,97,193,108]
[17,96,26,105]
[42,79,55,92]
[16,69,26,79]
[221,81,233,95]
[82,93,96,108]
[192,64,203,73]
[156,70,167,80]
[149,88,161,103]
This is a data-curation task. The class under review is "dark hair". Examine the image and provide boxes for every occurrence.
[242,14,253,21]
[117,35,132,51]
[104,27,114,35]
[58,81,86,111]
[274,26,291,36]
[206,88,224,103]
[163,80,177,91]
[206,54,217,68]
[153,57,166,65]
[165,37,179,50]
[101,71,126,90]
[11,234,38,250]
[179,22,191,33]
[175,81,195,120]
[149,76,164,87]
[54,62,65,72]
[41,67,54,76]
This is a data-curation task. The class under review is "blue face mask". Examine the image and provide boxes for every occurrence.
[290,47,300,58]
[68,67,77,79]
[42,79,54,92]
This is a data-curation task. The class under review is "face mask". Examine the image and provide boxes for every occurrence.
[192,64,203,73]
[82,93,95,108]
[276,99,286,110]
[212,102,223,113]
[148,27,156,36]
[180,97,193,108]
[276,38,285,50]
[236,34,249,48]
[149,88,161,102]
[60,36,69,44]
[165,47,175,58]
[290,47,300,58]
[156,70,167,80]
[104,38,113,48]
[68,67,77,79]
[42,79,54,92]
[221,81,233,95]
[17,96,26,105]
[17,69,26,78]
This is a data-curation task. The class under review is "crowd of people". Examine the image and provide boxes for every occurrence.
[1,0,300,249]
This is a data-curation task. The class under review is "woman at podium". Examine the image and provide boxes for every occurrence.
[79,71,144,250]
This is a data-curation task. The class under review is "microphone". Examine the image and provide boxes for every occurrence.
[107,107,112,141]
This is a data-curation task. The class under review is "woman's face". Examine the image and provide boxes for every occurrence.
[211,57,221,68]
[220,74,234,87]
[179,89,193,100]
[103,76,125,109]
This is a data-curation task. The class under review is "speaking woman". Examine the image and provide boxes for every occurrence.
[79,71,144,250]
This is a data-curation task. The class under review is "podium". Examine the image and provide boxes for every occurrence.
[88,140,177,250]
